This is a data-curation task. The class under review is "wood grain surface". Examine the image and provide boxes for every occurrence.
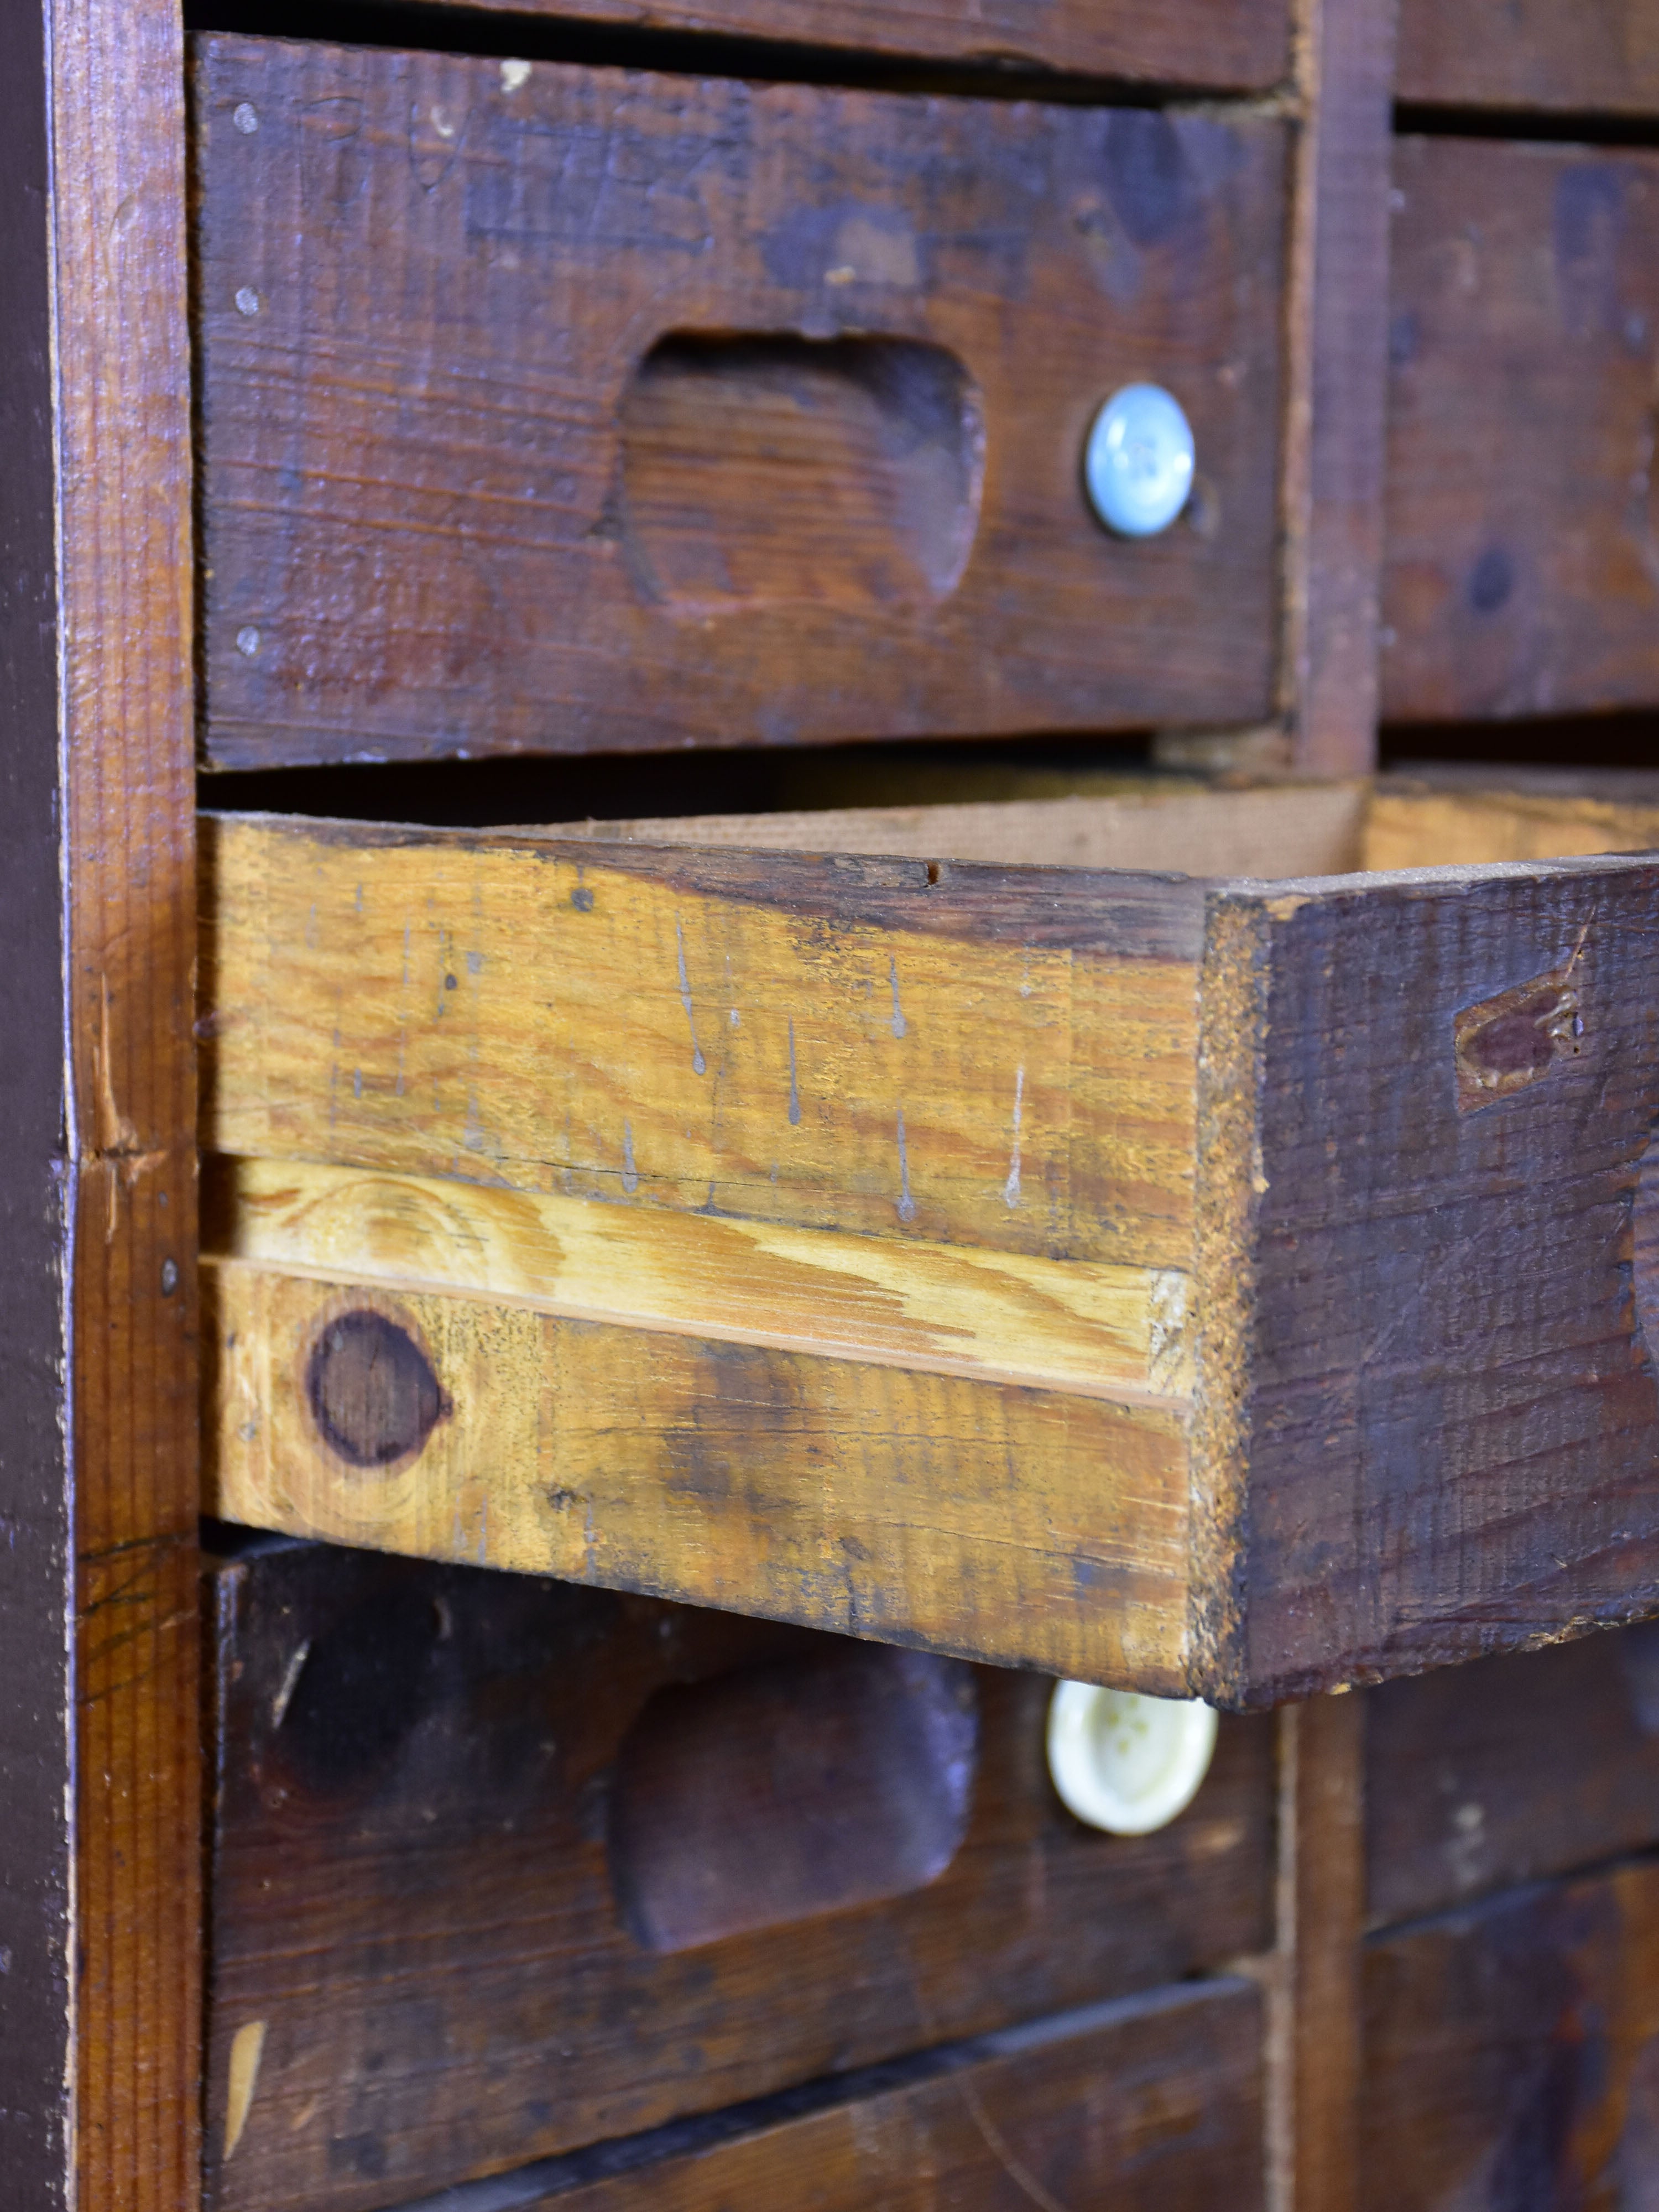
[208,1156,1191,1401]
[192,37,1286,767]
[1368,1624,1659,1929]
[205,1262,1193,1687]
[6,2,205,2206]
[1203,853,1659,1703]
[1396,0,1659,115]
[1382,138,1659,726]
[1284,0,1399,773]
[202,1540,1271,2211]
[437,0,1291,92]
[495,1980,1265,2212]
[201,814,1206,1271]
[1361,1860,1659,2212]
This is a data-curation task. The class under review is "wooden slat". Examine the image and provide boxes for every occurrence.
[1382,138,1659,726]
[1368,1625,1659,1929]
[204,1541,1272,2211]
[201,814,1204,1271]
[5,1,206,2206]
[1396,0,1659,116]
[442,1981,1265,2212]
[206,1262,1193,1688]
[192,38,1286,768]
[210,1157,1190,1401]
[1360,1861,1659,2211]
[1284,0,1400,772]
[440,0,1290,92]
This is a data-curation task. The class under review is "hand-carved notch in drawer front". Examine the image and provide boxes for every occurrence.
[200,786,1659,1705]
[191,36,1286,768]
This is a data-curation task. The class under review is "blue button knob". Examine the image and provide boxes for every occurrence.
[1083,384,1195,539]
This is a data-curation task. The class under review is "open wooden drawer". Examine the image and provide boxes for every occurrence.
[202,774,1659,1706]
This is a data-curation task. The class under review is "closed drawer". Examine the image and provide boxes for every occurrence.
[462,1980,1265,2211]
[201,775,1659,1704]
[420,0,1290,93]
[1368,1621,1659,1928]
[204,1538,1271,2211]
[1382,138,1659,723]
[1362,1861,1659,2211]
[192,35,1286,769]
[1395,0,1657,117]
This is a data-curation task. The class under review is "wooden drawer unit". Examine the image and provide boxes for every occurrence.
[1382,137,1659,725]
[202,776,1659,1705]
[204,1539,1270,2210]
[192,36,1286,768]
[445,1979,1266,2211]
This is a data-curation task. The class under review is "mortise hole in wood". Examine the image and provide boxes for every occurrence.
[305,1309,451,1469]
[618,333,984,617]
[607,1644,979,1952]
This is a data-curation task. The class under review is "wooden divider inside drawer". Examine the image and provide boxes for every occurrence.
[201,786,1659,1703]
[203,1541,1271,2212]
[1383,137,1659,724]
[460,1980,1266,2212]
[191,35,1285,769]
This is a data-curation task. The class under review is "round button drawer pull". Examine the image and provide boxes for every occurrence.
[1046,1679,1217,1834]
[1083,383,1194,538]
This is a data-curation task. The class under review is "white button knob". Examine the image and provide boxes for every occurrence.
[1046,1680,1217,1835]
[1083,384,1195,539]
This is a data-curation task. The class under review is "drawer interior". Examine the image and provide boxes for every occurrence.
[200,772,1659,1704]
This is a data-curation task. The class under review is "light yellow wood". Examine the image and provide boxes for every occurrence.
[202,813,1201,1266]
[205,1260,1193,1689]
[1360,787,1659,872]
[535,780,1370,878]
[210,1156,1191,1400]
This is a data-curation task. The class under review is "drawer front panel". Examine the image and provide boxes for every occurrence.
[204,1542,1272,2211]
[499,1981,1265,2211]
[434,0,1290,95]
[194,38,1286,768]
[1368,1624,1659,1928]
[1381,138,1659,724]
[1396,0,1659,116]
[1361,1863,1659,2212]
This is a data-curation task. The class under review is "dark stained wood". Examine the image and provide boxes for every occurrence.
[1381,138,1659,727]
[1368,1624,1659,1928]
[1285,0,1399,773]
[1273,1694,1364,2212]
[203,1540,1274,2212]
[444,0,1290,94]
[0,6,75,2199]
[1396,0,1659,116]
[476,1980,1266,2211]
[192,38,1287,768]
[1360,1860,1659,2212]
[0,1,203,2206]
[1194,853,1659,1705]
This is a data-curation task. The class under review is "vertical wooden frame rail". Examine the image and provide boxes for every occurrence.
[1285,0,1400,770]
[0,0,202,2205]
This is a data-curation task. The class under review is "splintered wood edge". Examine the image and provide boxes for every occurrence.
[206,1158,1193,1405]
